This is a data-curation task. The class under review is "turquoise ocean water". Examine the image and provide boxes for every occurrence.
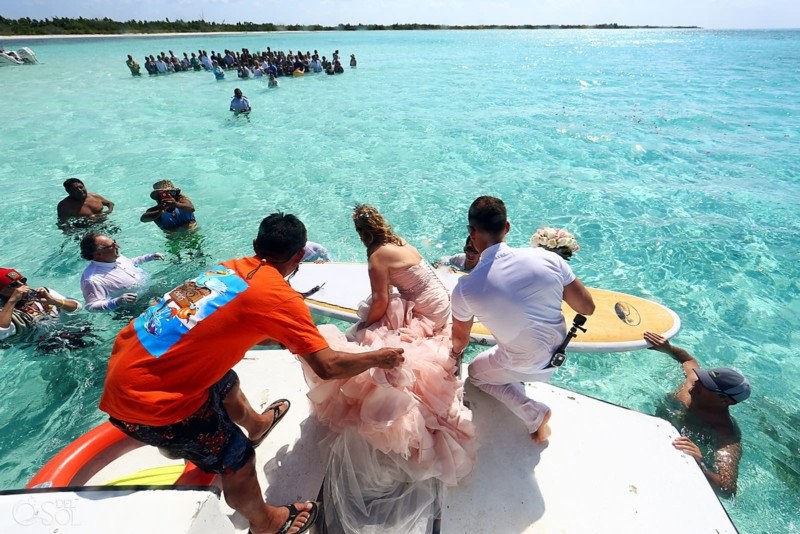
[0,29,798,532]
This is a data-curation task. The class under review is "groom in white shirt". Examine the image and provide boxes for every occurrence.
[79,232,163,312]
[450,196,595,442]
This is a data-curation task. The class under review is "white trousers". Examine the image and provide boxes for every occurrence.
[467,344,556,433]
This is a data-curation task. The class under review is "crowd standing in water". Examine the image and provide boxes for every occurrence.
[125,47,355,118]
[2,173,751,531]
[125,47,354,80]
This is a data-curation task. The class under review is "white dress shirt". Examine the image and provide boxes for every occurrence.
[81,254,159,312]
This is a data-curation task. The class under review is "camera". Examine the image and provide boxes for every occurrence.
[548,314,588,368]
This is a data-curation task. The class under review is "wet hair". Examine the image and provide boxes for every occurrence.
[254,213,307,263]
[352,204,403,253]
[63,177,83,190]
[80,232,99,260]
[468,196,507,235]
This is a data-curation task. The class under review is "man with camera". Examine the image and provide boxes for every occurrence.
[0,268,81,340]
[140,180,197,232]
[644,331,749,496]
[450,196,595,443]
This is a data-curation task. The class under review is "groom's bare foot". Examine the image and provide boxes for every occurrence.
[531,409,552,443]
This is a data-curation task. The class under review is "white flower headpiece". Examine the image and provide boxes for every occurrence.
[530,227,580,254]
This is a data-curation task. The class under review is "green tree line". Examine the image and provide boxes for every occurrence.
[0,16,697,36]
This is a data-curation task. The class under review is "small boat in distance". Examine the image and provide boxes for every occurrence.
[0,47,39,65]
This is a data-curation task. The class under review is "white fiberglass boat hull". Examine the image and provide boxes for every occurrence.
[4,349,734,533]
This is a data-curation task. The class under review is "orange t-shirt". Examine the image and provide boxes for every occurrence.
[99,257,328,425]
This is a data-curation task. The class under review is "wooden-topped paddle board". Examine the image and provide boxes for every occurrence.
[289,262,680,353]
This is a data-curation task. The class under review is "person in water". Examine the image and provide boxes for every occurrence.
[434,236,480,272]
[349,54,357,68]
[451,196,595,443]
[140,180,197,233]
[212,60,225,80]
[0,267,81,341]
[644,331,750,496]
[301,241,332,263]
[230,88,251,114]
[98,213,404,534]
[80,232,164,312]
[57,178,114,226]
[126,54,141,76]
[268,72,279,88]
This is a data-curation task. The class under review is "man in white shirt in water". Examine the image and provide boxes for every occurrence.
[79,232,163,312]
[450,196,595,443]
[302,241,333,263]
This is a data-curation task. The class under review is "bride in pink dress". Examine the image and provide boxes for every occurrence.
[302,205,476,534]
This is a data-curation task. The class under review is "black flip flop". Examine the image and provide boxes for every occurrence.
[250,398,291,448]
[276,501,319,534]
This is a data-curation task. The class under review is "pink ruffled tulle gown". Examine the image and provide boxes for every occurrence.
[302,260,477,534]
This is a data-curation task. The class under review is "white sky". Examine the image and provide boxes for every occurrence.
[2,0,799,29]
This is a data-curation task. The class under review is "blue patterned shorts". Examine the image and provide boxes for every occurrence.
[109,370,253,474]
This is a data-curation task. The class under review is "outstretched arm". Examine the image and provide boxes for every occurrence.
[644,332,699,374]
[300,346,404,380]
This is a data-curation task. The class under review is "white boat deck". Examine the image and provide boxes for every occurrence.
[0,349,736,533]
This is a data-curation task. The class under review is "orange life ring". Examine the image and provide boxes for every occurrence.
[27,422,216,488]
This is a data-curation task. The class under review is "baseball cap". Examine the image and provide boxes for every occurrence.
[0,268,26,289]
[694,368,751,403]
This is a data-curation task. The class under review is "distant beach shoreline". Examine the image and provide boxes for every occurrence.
[2,31,303,41]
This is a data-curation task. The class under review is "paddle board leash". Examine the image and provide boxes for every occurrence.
[547,314,588,368]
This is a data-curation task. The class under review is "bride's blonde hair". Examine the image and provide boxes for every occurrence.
[352,204,403,253]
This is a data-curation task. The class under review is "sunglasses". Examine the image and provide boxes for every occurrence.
[463,246,478,254]
[97,241,119,250]
[8,277,28,288]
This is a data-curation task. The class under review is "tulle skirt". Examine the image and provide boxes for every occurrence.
[302,295,477,533]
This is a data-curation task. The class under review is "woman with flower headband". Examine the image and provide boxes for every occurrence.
[301,204,476,534]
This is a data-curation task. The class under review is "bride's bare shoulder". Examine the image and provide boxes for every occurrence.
[370,242,421,266]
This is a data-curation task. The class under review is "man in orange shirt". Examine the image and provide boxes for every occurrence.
[99,213,404,534]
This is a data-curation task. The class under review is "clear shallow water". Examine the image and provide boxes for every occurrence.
[1,29,798,532]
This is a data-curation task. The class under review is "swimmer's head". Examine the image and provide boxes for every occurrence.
[234,88,243,98]
[63,178,87,200]
[694,368,751,404]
